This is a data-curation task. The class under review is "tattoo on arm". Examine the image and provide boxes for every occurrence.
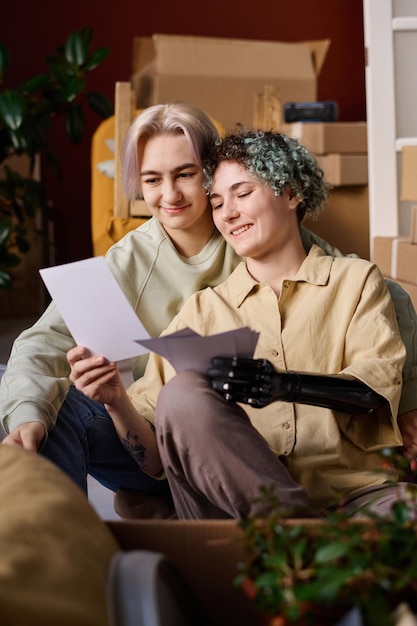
[121,420,155,467]
[122,430,147,465]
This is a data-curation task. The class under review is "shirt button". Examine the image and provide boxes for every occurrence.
[282,422,290,429]
[394,378,401,385]
[271,349,279,357]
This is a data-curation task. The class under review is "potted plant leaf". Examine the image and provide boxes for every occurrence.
[0,26,113,292]
[236,450,417,626]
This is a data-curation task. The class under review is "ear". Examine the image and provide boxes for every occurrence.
[287,188,300,211]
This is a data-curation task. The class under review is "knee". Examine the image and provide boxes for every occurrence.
[156,371,211,430]
[156,369,247,436]
[156,371,226,459]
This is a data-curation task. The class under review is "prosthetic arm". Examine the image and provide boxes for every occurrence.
[207,357,387,415]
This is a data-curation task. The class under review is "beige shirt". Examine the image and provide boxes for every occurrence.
[128,246,406,510]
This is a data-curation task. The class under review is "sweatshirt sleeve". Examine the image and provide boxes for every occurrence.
[0,302,75,436]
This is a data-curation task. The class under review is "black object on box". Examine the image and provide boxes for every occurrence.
[284,101,339,123]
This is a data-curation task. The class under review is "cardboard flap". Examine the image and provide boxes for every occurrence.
[149,34,321,79]
[304,39,331,76]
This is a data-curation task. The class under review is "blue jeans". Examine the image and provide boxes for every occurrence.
[41,385,170,498]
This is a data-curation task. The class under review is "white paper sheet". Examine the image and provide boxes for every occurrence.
[40,256,151,362]
[136,327,259,373]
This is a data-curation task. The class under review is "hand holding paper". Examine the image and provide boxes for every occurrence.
[40,256,151,362]
[40,256,260,369]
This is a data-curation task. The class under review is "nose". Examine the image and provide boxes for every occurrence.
[162,179,182,204]
[219,197,239,222]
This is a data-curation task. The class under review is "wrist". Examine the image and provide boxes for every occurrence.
[271,372,298,402]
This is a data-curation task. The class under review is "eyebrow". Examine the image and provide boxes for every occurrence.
[140,163,199,178]
[209,180,252,200]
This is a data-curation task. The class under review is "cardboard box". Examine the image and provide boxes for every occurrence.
[303,185,370,260]
[316,153,368,186]
[372,237,396,278]
[107,520,259,626]
[372,236,409,280]
[396,240,417,284]
[282,122,368,155]
[131,34,330,127]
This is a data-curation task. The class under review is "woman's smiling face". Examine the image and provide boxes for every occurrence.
[139,133,210,233]
[209,160,299,261]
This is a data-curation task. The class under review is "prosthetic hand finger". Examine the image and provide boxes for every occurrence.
[210,377,273,408]
[209,357,275,381]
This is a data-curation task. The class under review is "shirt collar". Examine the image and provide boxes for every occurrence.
[228,244,334,307]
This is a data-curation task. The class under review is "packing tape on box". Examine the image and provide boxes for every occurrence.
[391,237,408,279]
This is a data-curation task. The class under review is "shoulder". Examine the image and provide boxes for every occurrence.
[330,252,385,285]
[329,255,391,306]
[331,253,381,277]
[104,218,178,292]
[308,246,386,297]
[309,244,377,277]
[106,218,165,255]
[331,253,374,271]
[105,219,176,270]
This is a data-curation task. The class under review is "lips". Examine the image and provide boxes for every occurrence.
[162,205,189,214]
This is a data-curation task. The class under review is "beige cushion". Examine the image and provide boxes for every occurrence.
[0,445,119,626]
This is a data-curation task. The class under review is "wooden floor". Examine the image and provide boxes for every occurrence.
[0,316,121,520]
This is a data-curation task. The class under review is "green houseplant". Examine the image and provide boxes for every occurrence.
[0,26,113,289]
[236,451,417,626]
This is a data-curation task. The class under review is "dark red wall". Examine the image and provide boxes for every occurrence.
[1,0,365,264]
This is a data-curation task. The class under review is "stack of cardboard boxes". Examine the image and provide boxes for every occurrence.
[281,121,368,187]
[372,146,417,310]
[281,120,370,259]
[373,218,417,309]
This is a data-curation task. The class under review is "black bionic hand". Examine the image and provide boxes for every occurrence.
[207,357,289,408]
[207,356,388,415]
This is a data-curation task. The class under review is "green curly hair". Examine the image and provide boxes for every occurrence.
[203,129,330,222]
